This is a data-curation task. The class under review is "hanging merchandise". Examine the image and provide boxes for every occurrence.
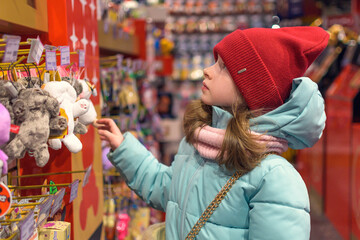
[4,87,66,167]
[0,36,97,171]
[0,103,10,175]
[44,80,89,153]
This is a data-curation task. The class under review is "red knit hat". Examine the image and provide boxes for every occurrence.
[213,26,329,111]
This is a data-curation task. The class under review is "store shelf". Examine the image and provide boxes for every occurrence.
[0,0,48,34]
[98,19,139,56]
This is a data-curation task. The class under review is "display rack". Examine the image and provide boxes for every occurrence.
[0,0,103,239]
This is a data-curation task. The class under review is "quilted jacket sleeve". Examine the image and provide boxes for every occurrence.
[248,163,310,240]
[107,132,172,211]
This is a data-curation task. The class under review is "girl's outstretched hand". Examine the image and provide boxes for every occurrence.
[96,118,124,151]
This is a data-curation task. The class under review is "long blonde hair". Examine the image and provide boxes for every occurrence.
[183,99,266,174]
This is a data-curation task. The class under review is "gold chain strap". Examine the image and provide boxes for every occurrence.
[185,171,243,240]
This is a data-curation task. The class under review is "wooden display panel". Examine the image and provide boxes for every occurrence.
[0,0,48,34]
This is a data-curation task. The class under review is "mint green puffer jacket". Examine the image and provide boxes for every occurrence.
[108,77,325,240]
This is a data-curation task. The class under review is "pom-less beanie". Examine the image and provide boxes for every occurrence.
[213,26,329,111]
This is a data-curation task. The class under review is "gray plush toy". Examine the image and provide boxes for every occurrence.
[0,80,19,124]
[4,88,67,167]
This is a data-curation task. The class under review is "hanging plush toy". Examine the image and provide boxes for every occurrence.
[43,81,90,153]
[4,88,67,167]
[77,79,97,126]
[0,80,20,124]
[0,103,10,175]
[61,77,88,135]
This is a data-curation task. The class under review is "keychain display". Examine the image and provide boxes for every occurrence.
[0,37,96,170]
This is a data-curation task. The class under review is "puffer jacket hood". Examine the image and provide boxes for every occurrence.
[250,77,325,149]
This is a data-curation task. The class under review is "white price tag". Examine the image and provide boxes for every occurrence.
[116,54,123,70]
[2,35,21,63]
[69,179,80,203]
[50,188,65,218]
[19,210,35,240]
[60,46,70,66]
[27,38,44,64]
[82,164,92,187]
[43,72,50,83]
[78,50,85,67]
[45,50,57,71]
[36,195,54,226]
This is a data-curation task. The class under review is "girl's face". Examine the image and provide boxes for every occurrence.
[201,56,243,107]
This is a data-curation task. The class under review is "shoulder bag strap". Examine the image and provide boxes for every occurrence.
[185,171,242,240]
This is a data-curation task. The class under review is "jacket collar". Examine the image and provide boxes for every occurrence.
[212,106,233,130]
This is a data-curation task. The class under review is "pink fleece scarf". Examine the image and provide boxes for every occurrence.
[194,125,288,160]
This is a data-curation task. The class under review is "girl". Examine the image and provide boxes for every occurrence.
[97,26,329,240]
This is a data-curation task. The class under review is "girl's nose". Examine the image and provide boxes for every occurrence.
[203,67,210,79]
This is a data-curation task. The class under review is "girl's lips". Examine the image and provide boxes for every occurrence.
[202,81,209,90]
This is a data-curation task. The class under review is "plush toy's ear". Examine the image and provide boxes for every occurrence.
[45,96,61,117]
[13,99,28,124]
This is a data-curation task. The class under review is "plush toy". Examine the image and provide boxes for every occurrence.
[4,88,66,167]
[77,79,97,126]
[60,77,88,135]
[43,81,90,153]
[0,80,20,124]
[0,103,10,175]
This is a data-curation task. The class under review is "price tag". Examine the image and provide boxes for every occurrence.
[45,50,57,71]
[19,210,35,240]
[69,179,80,203]
[36,195,54,226]
[116,54,123,70]
[82,164,92,187]
[78,50,85,67]
[2,35,21,63]
[27,38,44,64]
[43,72,50,84]
[60,46,70,66]
[49,188,65,218]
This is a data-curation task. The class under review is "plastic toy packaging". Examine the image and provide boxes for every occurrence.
[208,0,219,15]
[194,0,205,14]
[247,0,262,14]
[263,0,276,13]
[221,16,237,32]
[236,15,249,29]
[116,211,130,240]
[172,0,185,13]
[186,17,197,33]
[184,0,195,14]
[222,0,234,14]
[236,0,248,13]
[249,14,265,28]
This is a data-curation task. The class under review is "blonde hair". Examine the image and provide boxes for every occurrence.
[183,99,266,174]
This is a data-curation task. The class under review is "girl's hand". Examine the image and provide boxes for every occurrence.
[96,118,124,151]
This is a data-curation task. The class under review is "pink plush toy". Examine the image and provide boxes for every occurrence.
[0,103,10,175]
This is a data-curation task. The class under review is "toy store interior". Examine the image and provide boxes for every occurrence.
[0,0,359,239]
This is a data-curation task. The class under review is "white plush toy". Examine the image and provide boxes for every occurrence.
[43,81,89,153]
[78,79,97,126]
